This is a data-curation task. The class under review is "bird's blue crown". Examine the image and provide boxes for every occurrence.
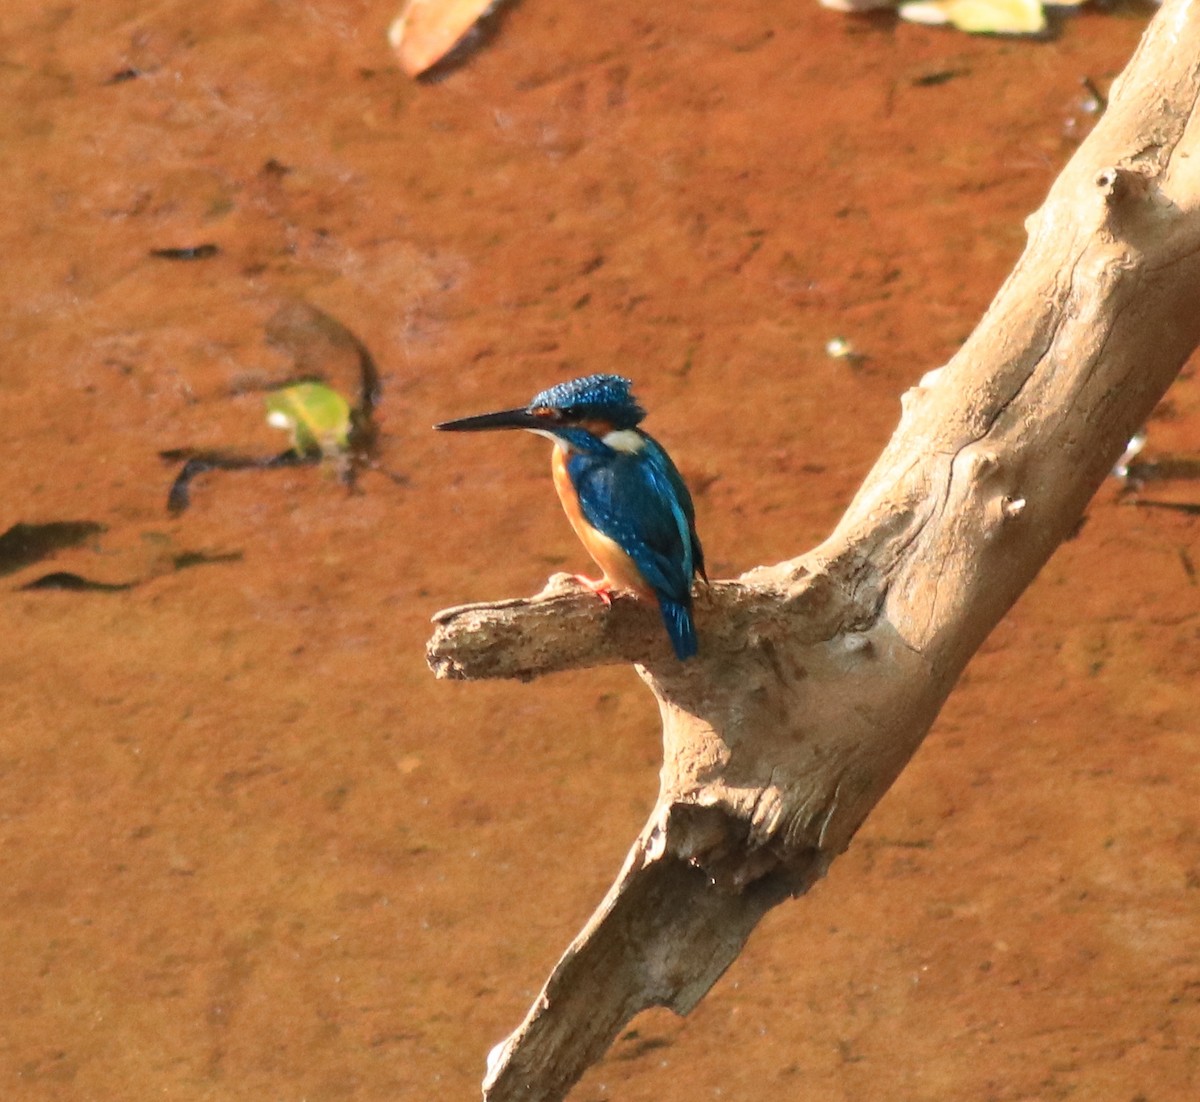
[529,374,646,429]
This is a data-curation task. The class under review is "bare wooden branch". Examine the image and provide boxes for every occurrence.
[428,3,1200,1099]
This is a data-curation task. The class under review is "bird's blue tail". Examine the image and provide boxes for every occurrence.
[659,598,698,661]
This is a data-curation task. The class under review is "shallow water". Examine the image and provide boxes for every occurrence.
[1,1,1197,1099]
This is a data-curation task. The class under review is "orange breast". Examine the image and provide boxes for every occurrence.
[551,448,654,600]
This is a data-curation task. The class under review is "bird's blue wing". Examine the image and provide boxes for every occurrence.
[567,445,695,604]
[640,434,706,581]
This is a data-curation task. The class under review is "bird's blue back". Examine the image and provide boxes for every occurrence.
[564,430,705,658]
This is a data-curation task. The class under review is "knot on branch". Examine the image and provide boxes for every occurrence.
[651,799,831,895]
[1096,164,1151,206]
[1092,163,1175,247]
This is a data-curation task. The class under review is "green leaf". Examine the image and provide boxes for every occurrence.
[264,382,353,458]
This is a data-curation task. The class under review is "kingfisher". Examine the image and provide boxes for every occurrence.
[436,374,706,660]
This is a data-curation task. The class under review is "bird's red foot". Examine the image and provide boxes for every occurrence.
[572,574,614,607]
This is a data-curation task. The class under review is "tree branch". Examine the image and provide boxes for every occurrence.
[428,3,1200,1099]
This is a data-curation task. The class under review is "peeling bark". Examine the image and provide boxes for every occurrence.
[427,3,1200,1099]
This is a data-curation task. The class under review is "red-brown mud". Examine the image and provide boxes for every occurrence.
[1,2,1196,1099]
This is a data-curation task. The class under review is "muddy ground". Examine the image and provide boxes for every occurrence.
[1,1,1197,1099]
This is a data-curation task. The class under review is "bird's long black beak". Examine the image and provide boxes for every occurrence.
[435,407,544,433]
